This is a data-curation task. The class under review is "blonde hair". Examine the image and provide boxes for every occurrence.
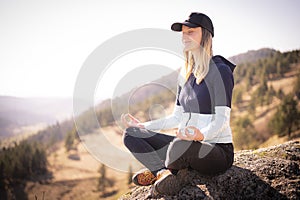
[181,28,213,85]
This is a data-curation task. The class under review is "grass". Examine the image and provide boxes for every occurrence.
[25,141,133,200]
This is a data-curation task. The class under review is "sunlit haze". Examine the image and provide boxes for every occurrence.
[0,0,299,100]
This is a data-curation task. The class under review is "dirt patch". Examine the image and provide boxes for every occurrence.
[25,142,132,200]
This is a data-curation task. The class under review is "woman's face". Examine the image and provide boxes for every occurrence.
[182,25,202,52]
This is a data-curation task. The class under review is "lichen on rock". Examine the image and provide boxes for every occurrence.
[119,140,300,200]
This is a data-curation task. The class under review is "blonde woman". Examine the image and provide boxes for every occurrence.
[122,12,236,196]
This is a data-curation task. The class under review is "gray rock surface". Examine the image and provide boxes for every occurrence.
[120,140,300,200]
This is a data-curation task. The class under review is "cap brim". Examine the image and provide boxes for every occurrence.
[171,21,199,32]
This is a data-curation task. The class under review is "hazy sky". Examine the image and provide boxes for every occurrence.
[0,0,299,99]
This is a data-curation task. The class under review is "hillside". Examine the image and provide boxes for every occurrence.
[228,48,279,65]
[0,96,73,140]
[120,140,300,199]
[230,49,300,149]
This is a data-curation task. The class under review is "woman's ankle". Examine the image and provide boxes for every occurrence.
[153,167,167,176]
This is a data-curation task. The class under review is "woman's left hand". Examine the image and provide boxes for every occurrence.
[121,113,145,129]
[176,126,204,141]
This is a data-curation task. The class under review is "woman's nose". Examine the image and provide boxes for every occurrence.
[181,35,191,42]
[182,34,189,42]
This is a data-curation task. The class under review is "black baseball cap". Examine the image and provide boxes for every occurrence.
[171,12,214,37]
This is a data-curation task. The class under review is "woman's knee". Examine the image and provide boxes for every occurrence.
[122,127,143,147]
[168,139,192,154]
[123,127,136,147]
[165,139,192,168]
[124,126,139,135]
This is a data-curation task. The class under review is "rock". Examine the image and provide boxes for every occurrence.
[119,140,300,200]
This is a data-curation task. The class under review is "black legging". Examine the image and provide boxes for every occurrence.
[123,127,234,175]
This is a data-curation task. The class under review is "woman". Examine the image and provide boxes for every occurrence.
[122,12,235,196]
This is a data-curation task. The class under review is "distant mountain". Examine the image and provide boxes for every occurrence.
[229,48,279,65]
[0,96,73,139]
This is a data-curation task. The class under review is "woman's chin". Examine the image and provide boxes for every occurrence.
[183,46,191,52]
[183,43,200,52]
[183,47,198,52]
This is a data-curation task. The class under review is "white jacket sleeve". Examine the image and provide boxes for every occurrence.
[141,105,183,131]
[200,106,231,141]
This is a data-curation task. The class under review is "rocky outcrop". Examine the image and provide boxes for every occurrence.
[120,140,300,200]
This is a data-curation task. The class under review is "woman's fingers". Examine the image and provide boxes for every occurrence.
[176,129,189,140]
[121,114,129,128]
[128,113,140,123]
[183,130,194,140]
[187,126,197,131]
[175,130,181,138]
[121,113,143,128]
[176,127,203,141]
[122,113,133,128]
[176,126,197,140]
[185,126,204,141]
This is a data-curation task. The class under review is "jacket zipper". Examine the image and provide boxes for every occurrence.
[185,112,191,127]
[185,75,194,127]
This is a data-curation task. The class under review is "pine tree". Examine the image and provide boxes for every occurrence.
[276,61,283,77]
[98,164,107,195]
[247,99,257,118]
[233,116,258,150]
[265,85,276,109]
[269,95,299,138]
[127,165,133,185]
[257,73,268,106]
[277,88,284,99]
[232,86,243,107]
[65,128,77,152]
[0,161,5,189]
[294,71,300,99]
[32,146,47,174]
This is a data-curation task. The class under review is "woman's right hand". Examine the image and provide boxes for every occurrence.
[121,113,145,128]
[176,126,204,141]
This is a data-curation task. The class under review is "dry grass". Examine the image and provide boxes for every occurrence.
[259,133,300,148]
[25,141,134,200]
